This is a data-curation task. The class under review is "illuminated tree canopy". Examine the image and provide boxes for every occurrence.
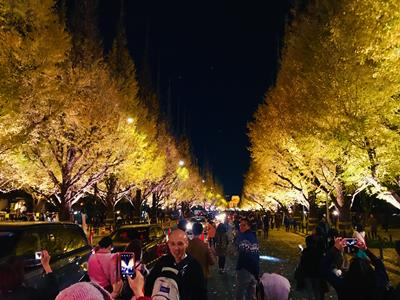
[0,0,212,220]
[244,0,400,217]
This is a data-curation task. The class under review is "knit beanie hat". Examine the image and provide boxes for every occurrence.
[55,282,112,300]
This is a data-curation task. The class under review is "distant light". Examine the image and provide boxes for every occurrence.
[215,213,226,222]
[259,255,284,263]
[127,117,134,124]
[186,222,193,230]
[332,210,339,216]
[116,210,121,214]
[202,179,205,183]
[73,211,78,215]
[179,160,185,167]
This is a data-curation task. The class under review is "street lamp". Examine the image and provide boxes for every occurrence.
[178,160,185,167]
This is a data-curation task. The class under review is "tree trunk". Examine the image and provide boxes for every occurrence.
[59,199,71,221]
[133,189,142,218]
[307,191,319,231]
[334,181,352,235]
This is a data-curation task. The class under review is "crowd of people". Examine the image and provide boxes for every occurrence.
[295,216,400,300]
[1,212,399,300]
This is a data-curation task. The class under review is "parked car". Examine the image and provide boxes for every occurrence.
[0,222,91,291]
[110,224,168,268]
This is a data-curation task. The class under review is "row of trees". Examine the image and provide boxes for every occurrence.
[243,0,400,223]
[0,0,223,220]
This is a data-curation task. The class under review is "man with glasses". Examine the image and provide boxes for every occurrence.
[236,217,260,300]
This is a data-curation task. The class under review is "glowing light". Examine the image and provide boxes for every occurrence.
[127,117,134,124]
[179,160,185,167]
[259,255,285,263]
[186,222,193,230]
[332,210,339,216]
[215,213,226,223]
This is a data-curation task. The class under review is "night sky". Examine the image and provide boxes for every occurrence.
[99,1,291,196]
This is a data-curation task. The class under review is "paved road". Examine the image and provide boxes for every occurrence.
[208,229,338,300]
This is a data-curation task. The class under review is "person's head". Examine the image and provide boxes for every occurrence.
[125,239,143,261]
[216,223,227,234]
[0,256,25,294]
[354,223,364,232]
[98,236,113,250]
[168,229,188,263]
[192,222,203,236]
[239,217,251,233]
[344,257,375,297]
[177,219,188,231]
[55,282,112,300]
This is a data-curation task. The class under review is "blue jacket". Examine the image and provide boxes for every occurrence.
[236,230,260,279]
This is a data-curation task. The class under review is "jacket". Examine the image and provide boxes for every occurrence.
[144,254,206,300]
[236,230,260,279]
[88,250,118,288]
[187,237,215,278]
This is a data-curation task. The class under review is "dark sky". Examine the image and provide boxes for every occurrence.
[99,1,291,196]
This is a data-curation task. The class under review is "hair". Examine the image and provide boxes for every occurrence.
[98,236,113,249]
[343,257,376,300]
[305,235,316,248]
[125,239,143,261]
[0,256,25,293]
[192,222,203,236]
[216,223,227,234]
[240,217,250,226]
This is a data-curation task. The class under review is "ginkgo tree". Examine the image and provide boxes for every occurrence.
[245,0,400,225]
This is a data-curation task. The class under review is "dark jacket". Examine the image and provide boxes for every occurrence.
[144,254,206,300]
[215,230,229,257]
[299,247,322,278]
[236,230,260,279]
[321,248,389,300]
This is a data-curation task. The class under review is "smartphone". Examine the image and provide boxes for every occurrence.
[343,238,357,246]
[343,238,358,253]
[35,251,42,260]
[119,252,135,279]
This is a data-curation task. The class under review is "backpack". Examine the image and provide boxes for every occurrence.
[151,267,180,300]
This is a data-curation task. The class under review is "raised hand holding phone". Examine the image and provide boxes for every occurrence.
[119,252,135,279]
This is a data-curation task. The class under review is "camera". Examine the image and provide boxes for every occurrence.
[343,238,358,253]
[118,252,135,279]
